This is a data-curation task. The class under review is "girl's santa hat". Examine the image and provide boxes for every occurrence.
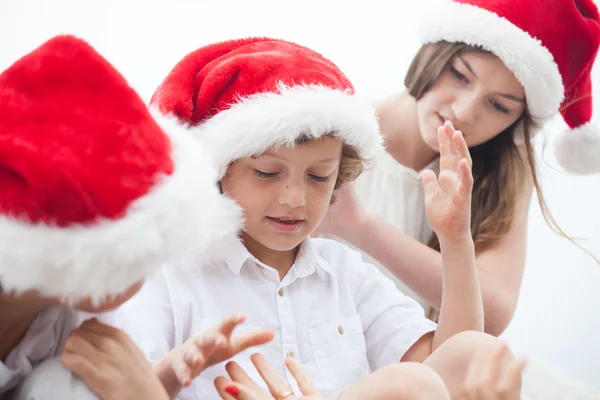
[418,0,600,175]
[150,37,383,175]
[0,35,242,302]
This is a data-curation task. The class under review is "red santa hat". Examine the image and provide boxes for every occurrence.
[0,36,242,302]
[418,0,600,175]
[150,37,382,176]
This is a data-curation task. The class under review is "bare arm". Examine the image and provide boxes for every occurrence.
[344,178,531,337]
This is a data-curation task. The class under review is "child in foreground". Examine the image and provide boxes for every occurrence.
[105,37,518,400]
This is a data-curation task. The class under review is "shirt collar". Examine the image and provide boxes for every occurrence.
[221,237,333,279]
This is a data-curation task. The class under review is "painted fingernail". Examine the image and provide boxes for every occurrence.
[225,385,240,397]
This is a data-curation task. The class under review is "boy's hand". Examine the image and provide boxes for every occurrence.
[157,314,275,398]
[422,121,473,243]
[60,318,169,400]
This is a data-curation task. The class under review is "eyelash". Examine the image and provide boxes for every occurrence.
[254,169,330,183]
[450,67,469,83]
[450,67,509,114]
[491,100,509,114]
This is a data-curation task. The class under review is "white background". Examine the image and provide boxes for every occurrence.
[1,0,599,387]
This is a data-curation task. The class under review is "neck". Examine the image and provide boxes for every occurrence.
[377,90,438,171]
[0,291,56,362]
[241,233,299,281]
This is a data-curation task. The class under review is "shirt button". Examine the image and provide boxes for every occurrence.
[286,351,295,358]
[278,288,284,296]
[338,325,344,335]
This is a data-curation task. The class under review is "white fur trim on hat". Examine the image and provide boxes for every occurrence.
[553,121,600,175]
[0,112,243,303]
[417,1,564,122]
[193,84,383,176]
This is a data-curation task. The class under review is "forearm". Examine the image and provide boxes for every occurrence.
[344,213,501,334]
[432,237,483,350]
[154,358,182,400]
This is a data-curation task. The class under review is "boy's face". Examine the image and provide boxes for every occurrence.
[221,137,342,253]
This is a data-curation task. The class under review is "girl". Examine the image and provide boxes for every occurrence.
[316,0,600,335]
[0,35,262,400]
[107,37,518,400]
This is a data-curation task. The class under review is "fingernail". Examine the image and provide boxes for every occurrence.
[225,385,240,397]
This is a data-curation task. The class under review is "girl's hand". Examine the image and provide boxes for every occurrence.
[422,121,474,243]
[459,343,527,400]
[214,353,326,400]
[60,318,169,400]
[313,183,368,240]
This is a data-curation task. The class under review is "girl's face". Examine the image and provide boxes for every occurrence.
[220,137,342,257]
[416,51,526,150]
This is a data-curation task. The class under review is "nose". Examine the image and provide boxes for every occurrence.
[451,92,477,125]
[278,181,306,208]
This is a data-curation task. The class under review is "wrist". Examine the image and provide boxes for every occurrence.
[438,233,475,254]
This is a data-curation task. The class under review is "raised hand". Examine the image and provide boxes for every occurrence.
[421,121,474,242]
[214,353,326,400]
[157,314,275,398]
[313,183,367,239]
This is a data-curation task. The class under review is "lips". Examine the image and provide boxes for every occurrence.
[267,216,305,232]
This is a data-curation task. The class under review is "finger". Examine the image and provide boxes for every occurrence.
[479,344,509,391]
[438,125,451,171]
[226,361,264,392]
[251,353,293,398]
[453,130,472,168]
[217,314,246,338]
[461,349,488,399]
[60,349,100,378]
[284,357,317,396]
[62,331,104,361]
[193,330,225,362]
[458,158,474,196]
[421,170,440,197]
[215,376,237,400]
[69,324,122,355]
[171,356,193,387]
[496,356,527,396]
[230,329,275,355]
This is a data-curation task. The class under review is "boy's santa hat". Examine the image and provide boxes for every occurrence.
[0,36,242,302]
[418,0,600,175]
[150,37,382,175]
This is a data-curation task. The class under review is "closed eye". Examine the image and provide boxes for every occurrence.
[309,174,329,183]
[450,67,469,83]
[491,100,509,114]
[254,169,278,179]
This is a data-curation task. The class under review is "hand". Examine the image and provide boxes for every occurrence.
[60,318,169,400]
[214,353,326,400]
[459,343,527,400]
[421,121,473,241]
[158,314,275,395]
[313,183,367,239]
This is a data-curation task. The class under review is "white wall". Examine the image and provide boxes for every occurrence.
[1,0,599,387]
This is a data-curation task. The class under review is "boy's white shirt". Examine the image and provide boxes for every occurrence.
[0,305,80,394]
[104,237,437,399]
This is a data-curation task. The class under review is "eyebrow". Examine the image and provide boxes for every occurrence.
[457,55,526,103]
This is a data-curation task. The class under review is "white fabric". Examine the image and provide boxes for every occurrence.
[0,306,79,395]
[6,358,98,400]
[104,237,436,400]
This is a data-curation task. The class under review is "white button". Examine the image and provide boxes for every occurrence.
[278,288,284,297]
[286,351,295,358]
